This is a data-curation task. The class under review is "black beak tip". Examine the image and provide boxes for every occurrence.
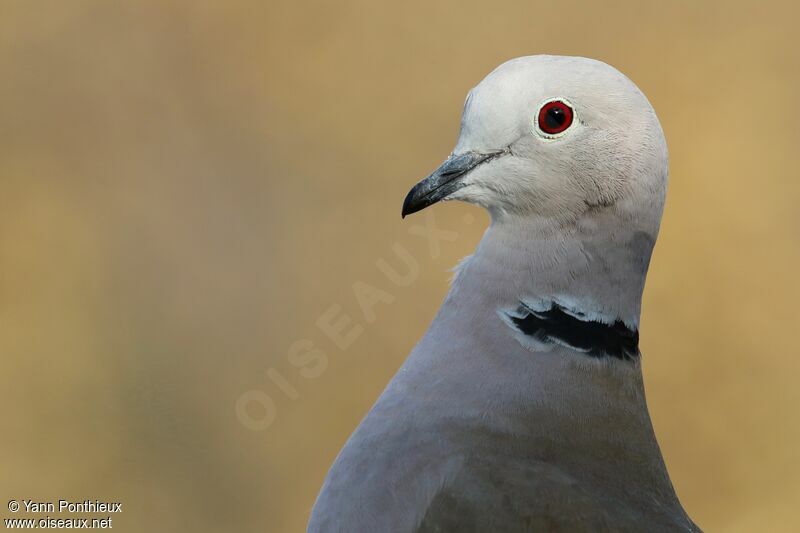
[401,188,421,219]
[402,191,432,219]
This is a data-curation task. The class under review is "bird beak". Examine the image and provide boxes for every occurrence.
[401,150,505,218]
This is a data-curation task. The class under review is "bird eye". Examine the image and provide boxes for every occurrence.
[536,99,574,137]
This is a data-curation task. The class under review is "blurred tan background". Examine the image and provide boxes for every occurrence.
[1,1,798,531]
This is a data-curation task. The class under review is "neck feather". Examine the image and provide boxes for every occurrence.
[455,209,656,331]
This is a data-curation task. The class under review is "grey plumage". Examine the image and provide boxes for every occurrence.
[309,55,699,532]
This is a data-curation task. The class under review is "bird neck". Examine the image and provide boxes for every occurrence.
[392,206,685,509]
[459,209,656,331]
[417,210,680,504]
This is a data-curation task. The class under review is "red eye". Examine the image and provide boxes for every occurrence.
[537,100,574,135]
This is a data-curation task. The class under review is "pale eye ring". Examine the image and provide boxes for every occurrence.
[535,98,575,138]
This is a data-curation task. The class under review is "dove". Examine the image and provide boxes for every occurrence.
[309,55,699,532]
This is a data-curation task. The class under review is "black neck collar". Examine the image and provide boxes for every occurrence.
[507,301,639,361]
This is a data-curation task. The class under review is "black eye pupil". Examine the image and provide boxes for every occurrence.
[545,107,566,129]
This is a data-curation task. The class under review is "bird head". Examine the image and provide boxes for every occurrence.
[402,55,668,231]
